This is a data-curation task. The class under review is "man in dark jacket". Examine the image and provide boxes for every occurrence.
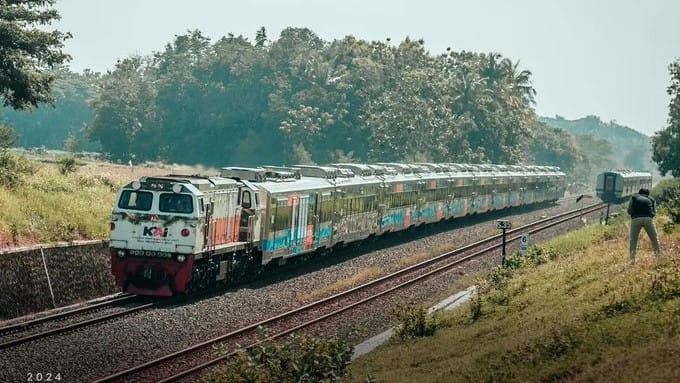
[627,188,660,263]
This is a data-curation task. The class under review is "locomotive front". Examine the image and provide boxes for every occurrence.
[109,177,201,296]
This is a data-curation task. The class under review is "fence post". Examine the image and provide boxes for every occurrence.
[40,246,57,308]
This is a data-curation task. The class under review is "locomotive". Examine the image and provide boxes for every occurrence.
[595,170,652,203]
[109,162,566,296]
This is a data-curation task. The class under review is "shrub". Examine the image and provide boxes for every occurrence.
[524,245,558,266]
[503,252,525,270]
[469,296,483,323]
[648,258,680,301]
[488,265,514,290]
[392,302,437,340]
[653,179,680,223]
[57,155,78,174]
[203,332,352,383]
[0,151,32,188]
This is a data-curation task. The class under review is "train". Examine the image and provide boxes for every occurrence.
[595,170,653,203]
[109,162,566,296]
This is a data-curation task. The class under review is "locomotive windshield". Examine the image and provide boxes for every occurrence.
[118,190,153,211]
[159,193,194,214]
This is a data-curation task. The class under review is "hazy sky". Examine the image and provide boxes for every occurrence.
[54,0,679,136]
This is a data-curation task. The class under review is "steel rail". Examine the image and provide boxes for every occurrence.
[93,202,606,383]
[0,300,155,350]
[0,293,135,337]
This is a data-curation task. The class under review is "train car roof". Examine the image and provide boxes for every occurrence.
[600,170,652,179]
[126,175,240,193]
[224,162,567,195]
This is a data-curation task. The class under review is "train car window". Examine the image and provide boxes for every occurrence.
[118,190,153,211]
[320,197,332,222]
[198,198,205,213]
[159,193,194,214]
[275,200,290,230]
[242,191,252,208]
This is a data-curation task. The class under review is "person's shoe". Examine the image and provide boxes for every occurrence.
[630,258,636,265]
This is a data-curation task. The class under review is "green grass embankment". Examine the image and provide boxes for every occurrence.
[345,215,680,383]
[0,156,210,248]
[0,162,120,247]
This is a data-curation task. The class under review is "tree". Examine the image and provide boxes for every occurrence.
[1,68,99,150]
[255,26,267,48]
[0,124,16,149]
[0,124,29,187]
[0,0,71,110]
[652,59,680,176]
[86,56,157,161]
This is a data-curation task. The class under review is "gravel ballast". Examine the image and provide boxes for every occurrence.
[0,201,610,383]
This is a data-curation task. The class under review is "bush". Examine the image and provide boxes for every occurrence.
[524,245,558,266]
[392,302,437,340]
[203,332,352,383]
[648,258,680,302]
[57,155,78,174]
[653,179,680,223]
[469,296,483,323]
[0,151,32,188]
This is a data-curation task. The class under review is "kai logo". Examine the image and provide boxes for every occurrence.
[143,226,168,237]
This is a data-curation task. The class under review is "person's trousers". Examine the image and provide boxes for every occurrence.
[629,217,660,260]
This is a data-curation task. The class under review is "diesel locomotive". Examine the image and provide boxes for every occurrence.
[109,162,566,296]
[596,170,653,203]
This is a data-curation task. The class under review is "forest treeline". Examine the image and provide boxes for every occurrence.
[0,27,647,186]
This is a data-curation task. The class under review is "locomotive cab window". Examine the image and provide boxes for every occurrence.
[242,190,252,209]
[118,190,153,211]
[159,193,194,214]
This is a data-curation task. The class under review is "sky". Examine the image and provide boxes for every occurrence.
[53,0,680,136]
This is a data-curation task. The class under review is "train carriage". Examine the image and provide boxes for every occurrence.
[596,170,653,203]
[109,162,567,296]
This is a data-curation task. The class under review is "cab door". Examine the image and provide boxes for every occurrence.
[238,181,261,243]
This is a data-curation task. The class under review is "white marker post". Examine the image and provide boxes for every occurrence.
[520,233,529,256]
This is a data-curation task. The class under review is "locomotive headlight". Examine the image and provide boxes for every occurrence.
[117,250,125,258]
[176,254,186,263]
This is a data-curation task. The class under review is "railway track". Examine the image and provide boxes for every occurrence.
[0,294,156,350]
[93,202,607,383]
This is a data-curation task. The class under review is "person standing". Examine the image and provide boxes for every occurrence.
[627,188,660,263]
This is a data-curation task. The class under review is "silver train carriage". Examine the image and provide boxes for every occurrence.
[596,170,652,203]
[110,163,566,296]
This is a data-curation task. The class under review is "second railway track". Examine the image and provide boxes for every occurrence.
[0,294,156,350]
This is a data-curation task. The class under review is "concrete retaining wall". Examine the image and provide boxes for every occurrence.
[0,241,117,320]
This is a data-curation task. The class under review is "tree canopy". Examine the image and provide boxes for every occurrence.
[85,28,544,168]
[0,0,71,110]
[652,59,680,176]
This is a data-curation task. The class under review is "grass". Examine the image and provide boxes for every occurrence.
[0,163,121,245]
[0,155,205,247]
[344,214,680,383]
